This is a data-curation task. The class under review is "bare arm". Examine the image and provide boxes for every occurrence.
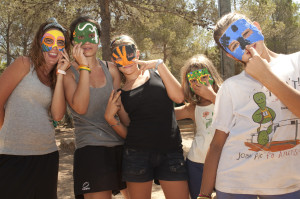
[199,129,229,196]
[175,103,195,121]
[246,47,300,118]
[51,49,70,121]
[63,44,90,114]
[104,90,129,138]
[0,56,30,128]
[136,59,184,104]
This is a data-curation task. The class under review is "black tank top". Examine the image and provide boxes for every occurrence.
[121,69,182,152]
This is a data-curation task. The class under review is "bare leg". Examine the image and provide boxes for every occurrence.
[120,188,129,199]
[84,190,112,199]
[126,181,153,199]
[160,180,189,199]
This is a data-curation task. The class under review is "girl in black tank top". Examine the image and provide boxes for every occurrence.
[105,35,189,199]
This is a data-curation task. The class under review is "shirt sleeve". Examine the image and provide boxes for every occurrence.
[212,81,235,134]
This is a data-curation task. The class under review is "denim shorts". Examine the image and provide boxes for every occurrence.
[122,148,188,182]
[216,189,300,199]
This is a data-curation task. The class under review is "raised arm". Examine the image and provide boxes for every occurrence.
[136,59,185,104]
[63,43,90,114]
[51,49,70,121]
[246,47,300,118]
[0,57,30,129]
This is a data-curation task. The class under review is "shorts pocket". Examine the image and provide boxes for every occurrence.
[167,152,187,173]
[123,148,149,176]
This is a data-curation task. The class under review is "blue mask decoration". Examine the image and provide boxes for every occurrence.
[219,19,264,60]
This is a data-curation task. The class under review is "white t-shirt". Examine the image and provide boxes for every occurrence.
[188,104,215,163]
[213,52,300,195]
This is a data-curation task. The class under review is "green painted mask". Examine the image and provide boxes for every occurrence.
[187,68,214,91]
[73,22,99,45]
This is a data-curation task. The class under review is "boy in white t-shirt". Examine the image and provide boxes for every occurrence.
[198,12,300,199]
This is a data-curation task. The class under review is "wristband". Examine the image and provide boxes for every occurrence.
[56,69,66,75]
[197,193,212,199]
[78,64,89,69]
[79,66,91,73]
[155,59,163,71]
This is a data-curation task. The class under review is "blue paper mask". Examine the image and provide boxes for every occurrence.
[219,19,264,60]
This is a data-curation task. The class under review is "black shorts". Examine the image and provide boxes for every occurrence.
[0,151,59,199]
[73,145,126,198]
[122,148,188,182]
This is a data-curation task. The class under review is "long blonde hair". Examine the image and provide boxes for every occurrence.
[181,54,223,105]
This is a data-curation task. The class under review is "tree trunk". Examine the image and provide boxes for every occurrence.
[99,0,111,61]
[218,0,235,80]
[6,15,11,67]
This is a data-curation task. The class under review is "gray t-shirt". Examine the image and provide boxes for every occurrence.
[0,66,57,155]
[69,60,124,148]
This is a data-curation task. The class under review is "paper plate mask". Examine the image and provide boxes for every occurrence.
[187,68,214,91]
[41,29,65,52]
[219,19,264,60]
[73,22,99,45]
[112,44,136,67]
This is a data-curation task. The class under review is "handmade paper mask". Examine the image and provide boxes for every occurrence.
[112,44,136,67]
[41,30,65,52]
[73,22,99,45]
[187,68,214,91]
[219,19,264,60]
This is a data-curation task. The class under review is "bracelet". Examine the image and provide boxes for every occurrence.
[110,121,120,127]
[79,66,91,73]
[56,69,66,75]
[155,59,163,71]
[78,64,89,69]
[197,193,212,199]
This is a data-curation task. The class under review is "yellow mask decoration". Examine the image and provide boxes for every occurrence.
[41,30,65,52]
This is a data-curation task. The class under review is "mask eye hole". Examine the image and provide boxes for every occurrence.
[44,38,53,44]
[78,35,84,40]
[228,40,240,52]
[242,28,253,39]
[200,75,208,82]
[127,53,134,57]
[89,33,95,38]
[189,79,197,84]
[57,40,65,46]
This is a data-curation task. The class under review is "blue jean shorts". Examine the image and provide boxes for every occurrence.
[122,148,188,182]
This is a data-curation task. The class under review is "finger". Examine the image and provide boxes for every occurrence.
[108,90,115,102]
[246,46,259,58]
[133,59,145,65]
[111,90,122,102]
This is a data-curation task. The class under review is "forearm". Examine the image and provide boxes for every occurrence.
[157,63,184,103]
[200,145,223,196]
[51,74,66,121]
[105,116,127,138]
[259,70,300,117]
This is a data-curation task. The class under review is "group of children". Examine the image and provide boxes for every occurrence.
[0,10,299,199]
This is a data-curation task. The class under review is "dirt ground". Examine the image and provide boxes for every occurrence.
[56,120,195,199]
